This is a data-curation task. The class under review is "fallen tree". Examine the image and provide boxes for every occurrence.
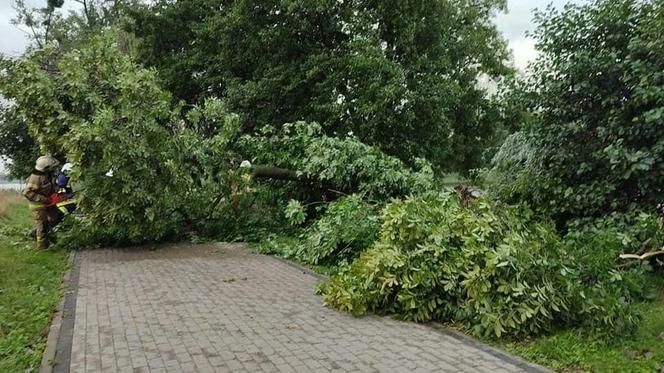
[0,30,434,244]
[3,28,661,342]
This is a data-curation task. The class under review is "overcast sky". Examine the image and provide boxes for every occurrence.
[0,0,584,174]
[496,0,585,70]
[0,0,81,57]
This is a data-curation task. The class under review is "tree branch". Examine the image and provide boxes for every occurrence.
[43,7,54,46]
[619,249,664,261]
[73,0,92,27]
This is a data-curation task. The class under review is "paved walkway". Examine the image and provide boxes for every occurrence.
[55,243,548,373]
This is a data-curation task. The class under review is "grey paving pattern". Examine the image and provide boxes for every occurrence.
[64,243,546,372]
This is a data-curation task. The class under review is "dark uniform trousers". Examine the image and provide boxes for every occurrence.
[31,206,63,248]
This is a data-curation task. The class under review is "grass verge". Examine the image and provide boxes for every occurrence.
[0,193,68,371]
[494,274,664,372]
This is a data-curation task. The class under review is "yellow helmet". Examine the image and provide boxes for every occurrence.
[35,155,60,172]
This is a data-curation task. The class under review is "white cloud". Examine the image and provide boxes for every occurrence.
[0,1,30,57]
[508,38,539,71]
[495,0,587,71]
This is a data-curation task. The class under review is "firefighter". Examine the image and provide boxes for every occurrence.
[56,162,74,194]
[52,162,77,215]
[22,155,62,249]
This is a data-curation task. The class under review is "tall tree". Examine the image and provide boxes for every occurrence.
[491,0,664,221]
[129,0,512,172]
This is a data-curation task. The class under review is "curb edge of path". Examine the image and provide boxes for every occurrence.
[270,252,552,373]
[40,250,80,373]
[427,324,553,373]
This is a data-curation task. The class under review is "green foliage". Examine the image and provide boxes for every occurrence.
[260,194,379,266]
[258,235,301,259]
[499,276,664,372]
[566,212,664,259]
[3,32,187,242]
[560,212,662,334]
[0,106,38,178]
[295,195,379,265]
[487,132,540,202]
[198,182,295,243]
[0,31,247,245]
[322,193,567,337]
[321,193,652,338]
[0,0,146,178]
[490,0,664,221]
[129,0,512,172]
[243,122,435,200]
[285,199,307,226]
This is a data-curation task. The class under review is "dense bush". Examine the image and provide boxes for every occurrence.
[561,212,661,332]
[260,195,378,264]
[565,212,664,259]
[489,0,664,222]
[321,193,651,337]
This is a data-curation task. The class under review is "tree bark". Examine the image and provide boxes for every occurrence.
[250,166,301,181]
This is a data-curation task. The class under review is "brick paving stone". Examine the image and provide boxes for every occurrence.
[66,243,548,372]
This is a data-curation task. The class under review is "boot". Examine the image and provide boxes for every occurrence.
[37,237,49,250]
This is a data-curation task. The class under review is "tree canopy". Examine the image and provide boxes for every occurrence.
[490,0,664,222]
[129,0,512,172]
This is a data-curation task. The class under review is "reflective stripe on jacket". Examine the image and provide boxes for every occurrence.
[56,199,77,214]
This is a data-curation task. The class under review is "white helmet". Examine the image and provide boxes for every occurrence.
[61,162,74,174]
[35,155,60,172]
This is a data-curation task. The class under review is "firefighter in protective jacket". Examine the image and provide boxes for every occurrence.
[22,155,62,249]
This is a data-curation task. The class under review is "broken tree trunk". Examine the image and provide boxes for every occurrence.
[251,166,301,181]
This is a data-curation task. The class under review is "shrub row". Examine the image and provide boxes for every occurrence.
[318,193,657,338]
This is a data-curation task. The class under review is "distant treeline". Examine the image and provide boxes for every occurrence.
[0,174,19,183]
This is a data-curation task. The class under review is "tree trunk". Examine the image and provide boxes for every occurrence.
[251,166,301,181]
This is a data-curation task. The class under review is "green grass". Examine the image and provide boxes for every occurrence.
[0,198,68,371]
[496,275,664,372]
